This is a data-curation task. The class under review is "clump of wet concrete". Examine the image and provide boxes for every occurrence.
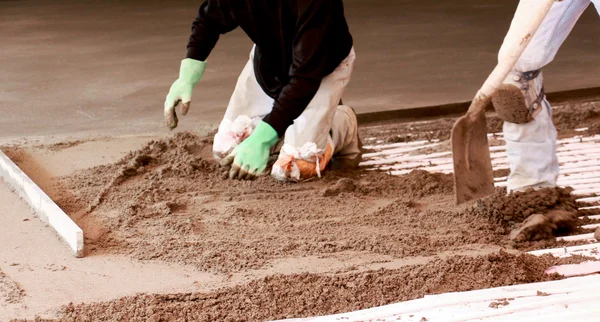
[468,187,583,242]
[509,210,578,242]
[492,84,532,124]
[48,252,558,322]
[469,187,579,227]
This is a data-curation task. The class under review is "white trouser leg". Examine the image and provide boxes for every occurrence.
[500,0,591,73]
[593,0,600,13]
[500,0,590,192]
[282,48,356,152]
[330,105,361,168]
[271,49,356,181]
[213,46,274,159]
[505,100,559,191]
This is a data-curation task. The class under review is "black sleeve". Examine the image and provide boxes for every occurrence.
[186,0,238,61]
[262,0,333,137]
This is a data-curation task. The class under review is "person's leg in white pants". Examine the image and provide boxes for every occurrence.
[499,0,595,192]
[213,46,360,181]
[272,48,357,181]
[211,48,274,160]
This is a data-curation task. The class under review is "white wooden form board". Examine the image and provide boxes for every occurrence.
[276,129,600,322]
[0,150,83,257]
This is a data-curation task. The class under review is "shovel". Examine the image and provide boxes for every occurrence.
[452,0,555,204]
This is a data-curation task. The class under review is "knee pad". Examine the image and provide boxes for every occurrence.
[492,70,544,124]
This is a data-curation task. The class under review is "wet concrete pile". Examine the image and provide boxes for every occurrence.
[23,252,563,322]
[26,100,600,321]
[469,187,584,241]
[52,132,511,273]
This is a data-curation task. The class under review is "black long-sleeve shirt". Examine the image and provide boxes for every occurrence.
[186,0,353,137]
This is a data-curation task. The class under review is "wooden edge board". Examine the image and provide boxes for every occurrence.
[0,150,84,257]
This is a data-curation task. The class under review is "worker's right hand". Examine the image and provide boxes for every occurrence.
[220,121,279,180]
[164,58,207,130]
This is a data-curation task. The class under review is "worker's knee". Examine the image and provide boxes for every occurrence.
[212,115,260,160]
[492,70,545,124]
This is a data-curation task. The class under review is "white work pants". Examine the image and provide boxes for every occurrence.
[499,0,600,192]
[213,46,360,180]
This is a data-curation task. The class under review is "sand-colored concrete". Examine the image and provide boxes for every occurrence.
[0,178,220,320]
[0,135,509,320]
[0,129,592,321]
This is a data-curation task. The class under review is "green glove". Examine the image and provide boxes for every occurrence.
[220,121,279,180]
[164,58,207,130]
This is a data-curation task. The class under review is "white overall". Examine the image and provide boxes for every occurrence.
[499,0,600,192]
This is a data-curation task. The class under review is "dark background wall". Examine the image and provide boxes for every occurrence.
[1,0,599,138]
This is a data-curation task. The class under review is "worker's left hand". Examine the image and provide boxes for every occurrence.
[220,121,279,180]
[164,58,207,130]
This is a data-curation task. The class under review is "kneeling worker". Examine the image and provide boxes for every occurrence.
[164,0,362,181]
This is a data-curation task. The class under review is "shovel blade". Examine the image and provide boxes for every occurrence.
[451,112,496,204]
